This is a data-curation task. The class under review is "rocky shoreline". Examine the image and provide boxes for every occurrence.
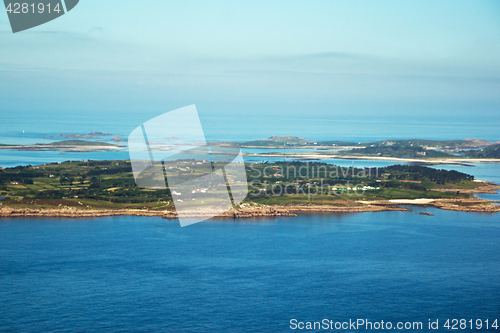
[0,207,297,219]
[433,182,500,194]
[0,197,498,220]
[284,205,408,213]
[359,198,500,213]
[244,152,500,166]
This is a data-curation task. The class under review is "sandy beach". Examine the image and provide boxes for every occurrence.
[245,152,500,165]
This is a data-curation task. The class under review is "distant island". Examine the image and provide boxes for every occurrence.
[238,136,497,149]
[0,159,498,219]
[1,136,500,163]
[0,140,124,152]
[44,131,112,139]
[236,136,500,164]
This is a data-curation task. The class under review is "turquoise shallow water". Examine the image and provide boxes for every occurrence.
[0,210,499,332]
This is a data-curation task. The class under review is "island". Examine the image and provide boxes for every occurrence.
[2,135,500,164]
[0,159,498,219]
[237,136,500,165]
[0,140,124,152]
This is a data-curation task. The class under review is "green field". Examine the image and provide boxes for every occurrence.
[0,160,479,210]
[464,144,500,158]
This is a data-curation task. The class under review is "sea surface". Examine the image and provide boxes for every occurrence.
[0,211,499,332]
[2,111,500,144]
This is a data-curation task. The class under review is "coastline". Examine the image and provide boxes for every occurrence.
[0,144,124,152]
[1,157,498,219]
[433,182,500,194]
[0,207,298,219]
[244,153,500,165]
[1,197,498,220]
[357,198,500,213]
[1,146,499,166]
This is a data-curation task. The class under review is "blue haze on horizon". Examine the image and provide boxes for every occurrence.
[0,0,499,141]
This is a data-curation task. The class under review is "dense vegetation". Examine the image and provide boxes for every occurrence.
[246,161,474,202]
[362,139,491,149]
[0,160,477,210]
[339,144,453,158]
[463,144,500,158]
[238,136,360,147]
[0,161,151,205]
[378,165,474,186]
[238,136,494,151]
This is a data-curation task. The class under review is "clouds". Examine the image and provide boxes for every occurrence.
[0,0,499,122]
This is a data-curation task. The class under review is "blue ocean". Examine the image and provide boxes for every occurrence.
[0,114,499,332]
[1,211,499,332]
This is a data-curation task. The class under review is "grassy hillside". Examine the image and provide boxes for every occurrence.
[339,145,454,158]
[243,136,314,147]
[0,160,477,210]
[239,137,494,150]
[242,136,360,147]
[464,144,500,158]
[366,139,493,149]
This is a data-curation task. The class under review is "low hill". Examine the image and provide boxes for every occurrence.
[464,144,500,158]
[243,136,313,147]
[366,139,493,149]
[243,136,359,147]
[339,145,453,158]
[240,137,495,149]
[44,140,118,147]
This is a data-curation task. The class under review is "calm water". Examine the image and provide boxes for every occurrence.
[2,111,500,143]
[0,210,499,333]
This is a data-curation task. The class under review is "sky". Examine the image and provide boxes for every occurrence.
[0,0,499,138]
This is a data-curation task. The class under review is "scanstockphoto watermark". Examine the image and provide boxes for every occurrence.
[290,318,499,331]
[128,105,248,227]
[126,105,378,226]
[290,318,425,331]
[248,163,380,199]
[249,179,367,199]
[249,163,379,180]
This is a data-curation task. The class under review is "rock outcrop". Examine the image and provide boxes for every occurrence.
[0,198,498,220]
[0,207,297,219]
